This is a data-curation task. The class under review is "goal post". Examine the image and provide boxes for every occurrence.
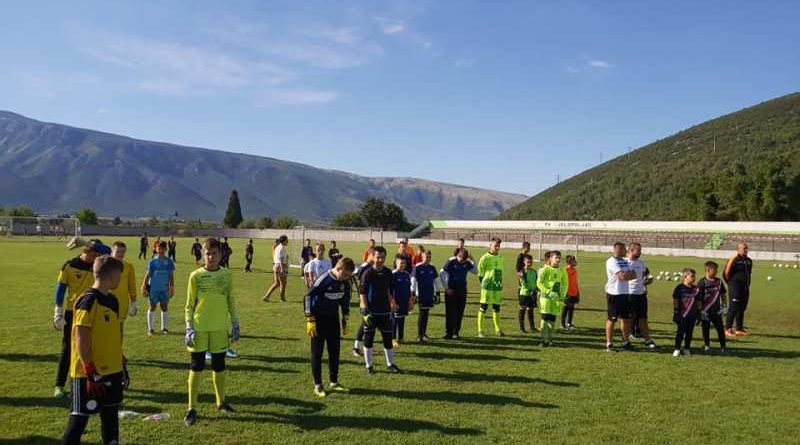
[0,216,81,238]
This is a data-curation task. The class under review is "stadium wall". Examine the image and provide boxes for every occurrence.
[81,225,397,243]
[429,220,800,235]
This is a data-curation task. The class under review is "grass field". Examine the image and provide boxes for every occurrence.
[1,237,798,445]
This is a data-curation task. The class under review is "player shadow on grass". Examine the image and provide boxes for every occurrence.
[412,369,579,387]
[226,412,485,436]
[0,436,148,445]
[349,388,558,409]
[238,334,300,342]
[0,395,67,408]
[125,388,325,415]
[132,358,300,374]
[0,352,56,363]
[408,351,540,363]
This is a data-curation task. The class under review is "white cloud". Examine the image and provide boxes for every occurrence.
[382,22,405,35]
[588,59,613,68]
[256,89,338,106]
[565,66,581,74]
[268,43,372,69]
[96,108,109,114]
[375,16,431,49]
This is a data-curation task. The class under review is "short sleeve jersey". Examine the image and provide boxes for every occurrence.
[413,263,439,299]
[69,288,123,378]
[672,284,700,318]
[627,258,648,295]
[109,260,136,322]
[478,252,504,292]
[697,277,727,314]
[57,257,95,311]
[605,256,630,295]
[442,258,475,291]
[147,257,174,292]
[185,267,237,332]
[519,268,538,296]
[274,244,288,265]
[307,258,332,281]
[392,269,412,302]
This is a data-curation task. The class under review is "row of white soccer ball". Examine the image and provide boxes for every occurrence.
[651,270,779,283]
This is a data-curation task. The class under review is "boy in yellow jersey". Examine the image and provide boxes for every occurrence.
[477,238,505,337]
[184,237,240,426]
[537,250,568,347]
[61,255,125,445]
[53,239,111,399]
[110,241,138,321]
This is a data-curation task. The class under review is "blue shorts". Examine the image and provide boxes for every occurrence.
[148,290,169,305]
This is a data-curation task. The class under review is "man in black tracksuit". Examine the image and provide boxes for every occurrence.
[304,258,355,397]
[440,249,476,339]
[723,242,753,336]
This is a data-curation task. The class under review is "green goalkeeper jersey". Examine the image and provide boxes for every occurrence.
[478,252,504,292]
[536,265,568,315]
[185,267,238,332]
[519,268,538,296]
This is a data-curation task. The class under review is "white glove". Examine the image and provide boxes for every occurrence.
[128,300,138,317]
[53,305,66,330]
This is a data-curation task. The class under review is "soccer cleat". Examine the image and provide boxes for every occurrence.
[567,324,577,332]
[442,334,453,340]
[672,349,681,357]
[328,383,350,393]
[720,348,729,355]
[184,409,198,426]
[621,341,633,351]
[477,331,486,339]
[725,328,736,339]
[421,336,431,343]
[704,345,712,353]
[226,349,238,358]
[496,331,505,337]
[54,386,66,399]
[147,329,155,337]
[217,403,235,414]
[365,366,375,374]
[351,347,362,357]
[643,340,657,349]
[451,334,459,340]
[682,349,691,356]
[313,385,327,398]
[262,294,270,302]
[735,329,750,336]
[161,329,169,335]
[521,329,529,335]
[629,333,639,340]
[386,364,401,374]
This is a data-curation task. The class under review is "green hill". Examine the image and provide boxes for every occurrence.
[500,93,800,221]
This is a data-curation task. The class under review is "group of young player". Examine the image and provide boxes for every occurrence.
[49,233,755,443]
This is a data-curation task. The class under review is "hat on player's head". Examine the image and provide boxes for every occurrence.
[86,238,112,255]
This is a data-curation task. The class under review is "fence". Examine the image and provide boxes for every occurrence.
[0,217,80,237]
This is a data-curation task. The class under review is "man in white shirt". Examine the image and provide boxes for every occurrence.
[605,242,636,352]
[627,243,656,349]
[306,243,332,287]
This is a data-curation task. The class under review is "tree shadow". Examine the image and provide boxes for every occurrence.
[0,352,55,363]
[412,369,579,387]
[350,388,557,409]
[125,388,324,414]
[0,437,64,445]
[239,334,300,342]
[0,396,67,408]
[721,347,800,360]
[408,351,539,363]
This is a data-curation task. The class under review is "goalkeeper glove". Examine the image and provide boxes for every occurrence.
[128,300,138,317]
[360,307,374,328]
[83,362,106,398]
[185,323,196,347]
[306,317,317,338]
[341,315,349,335]
[53,305,66,330]
[230,319,241,341]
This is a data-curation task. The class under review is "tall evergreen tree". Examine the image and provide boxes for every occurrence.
[223,189,244,228]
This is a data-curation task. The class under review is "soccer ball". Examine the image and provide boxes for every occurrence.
[656,276,662,281]
[778,264,783,268]
[767,276,774,282]
[784,264,790,269]
[794,265,798,269]
[773,264,778,268]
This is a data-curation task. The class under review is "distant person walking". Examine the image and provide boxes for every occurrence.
[168,236,177,262]
[264,236,289,302]
[244,239,254,273]
[724,242,753,337]
[139,234,149,260]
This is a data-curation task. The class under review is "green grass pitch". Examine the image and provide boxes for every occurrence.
[0,237,798,444]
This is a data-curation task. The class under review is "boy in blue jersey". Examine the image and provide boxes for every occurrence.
[440,249,476,339]
[359,246,400,374]
[305,258,355,397]
[391,256,413,347]
[141,241,175,335]
[412,250,441,342]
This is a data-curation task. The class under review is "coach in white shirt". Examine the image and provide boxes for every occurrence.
[605,242,636,352]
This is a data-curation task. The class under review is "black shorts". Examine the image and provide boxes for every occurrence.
[71,372,124,416]
[365,313,393,333]
[630,294,648,319]
[606,294,631,319]
[565,295,580,305]
[518,294,536,308]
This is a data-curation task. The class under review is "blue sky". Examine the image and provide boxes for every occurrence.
[2,0,798,196]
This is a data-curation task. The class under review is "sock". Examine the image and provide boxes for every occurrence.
[561,309,567,328]
[492,311,502,333]
[161,311,168,331]
[354,340,362,350]
[364,347,374,367]
[212,371,225,406]
[62,414,89,445]
[188,371,200,410]
[527,309,535,331]
[477,310,485,333]
[384,348,395,366]
[518,308,526,331]
[544,321,554,342]
[147,309,155,332]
